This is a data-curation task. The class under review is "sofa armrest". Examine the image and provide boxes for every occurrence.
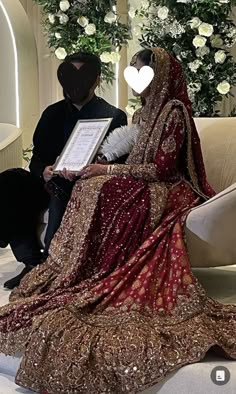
[0,123,22,171]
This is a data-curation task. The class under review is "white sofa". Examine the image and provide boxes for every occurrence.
[186,118,236,267]
[0,124,22,172]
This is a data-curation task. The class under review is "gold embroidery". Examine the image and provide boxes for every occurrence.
[132,280,141,290]
[148,183,169,230]
[161,135,176,154]
[183,274,193,285]
[180,255,188,267]
[139,287,145,296]
[10,176,111,300]
[111,163,158,181]
[0,283,235,394]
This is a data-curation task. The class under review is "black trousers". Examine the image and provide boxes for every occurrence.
[0,168,69,266]
[10,196,68,265]
[44,196,68,257]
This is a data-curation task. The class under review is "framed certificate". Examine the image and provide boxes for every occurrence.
[53,118,112,173]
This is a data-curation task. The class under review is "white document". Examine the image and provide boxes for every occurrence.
[54,118,112,173]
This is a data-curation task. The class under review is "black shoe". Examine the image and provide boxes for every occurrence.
[4,265,35,290]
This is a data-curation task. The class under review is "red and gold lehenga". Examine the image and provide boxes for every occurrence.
[0,48,235,394]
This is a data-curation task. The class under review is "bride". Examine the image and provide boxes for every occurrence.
[0,48,235,393]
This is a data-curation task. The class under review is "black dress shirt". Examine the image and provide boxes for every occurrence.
[29,95,127,178]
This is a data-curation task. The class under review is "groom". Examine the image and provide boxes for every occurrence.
[3,51,127,289]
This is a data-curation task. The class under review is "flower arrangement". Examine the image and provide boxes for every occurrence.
[129,0,236,116]
[34,0,130,84]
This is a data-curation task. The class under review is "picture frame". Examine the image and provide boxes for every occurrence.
[53,118,112,173]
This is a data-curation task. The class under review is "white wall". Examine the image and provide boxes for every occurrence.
[0,2,17,125]
[0,0,39,147]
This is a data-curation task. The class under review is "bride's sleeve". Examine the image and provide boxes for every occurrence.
[110,108,186,182]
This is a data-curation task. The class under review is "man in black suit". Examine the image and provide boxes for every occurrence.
[2,52,127,289]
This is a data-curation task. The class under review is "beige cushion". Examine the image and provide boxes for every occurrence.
[0,123,22,172]
[186,183,236,267]
[194,117,236,193]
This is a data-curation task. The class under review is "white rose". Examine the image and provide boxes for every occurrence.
[211,34,224,48]
[157,6,169,20]
[188,82,202,93]
[55,32,62,39]
[198,22,214,37]
[77,16,89,27]
[128,7,136,19]
[217,81,230,94]
[189,17,202,29]
[214,50,226,64]
[100,52,112,63]
[141,0,149,9]
[188,60,202,73]
[110,52,121,63]
[48,14,55,24]
[125,105,136,116]
[59,13,69,24]
[59,0,70,12]
[85,23,96,35]
[193,35,207,48]
[218,0,229,3]
[194,83,201,92]
[104,11,117,24]
[55,47,67,60]
[227,27,236,38]
[187,90,195,103]
[196,45,210,58]
[132,25,142,36]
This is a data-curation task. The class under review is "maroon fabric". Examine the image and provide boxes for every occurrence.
[0,49,233,394]
[167,54,215,197]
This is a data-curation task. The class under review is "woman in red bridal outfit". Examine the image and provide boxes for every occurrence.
[0,48,235,393]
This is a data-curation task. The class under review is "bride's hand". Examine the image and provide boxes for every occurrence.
[79,164,109,179]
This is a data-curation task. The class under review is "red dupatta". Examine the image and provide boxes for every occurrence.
[128,47,215,198]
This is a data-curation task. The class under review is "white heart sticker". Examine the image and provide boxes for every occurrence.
[124,66,154,94]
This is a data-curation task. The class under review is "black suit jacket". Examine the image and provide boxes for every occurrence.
[29,96,127,178]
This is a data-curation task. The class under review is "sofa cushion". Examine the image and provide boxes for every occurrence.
[185,182,236,267]
[194,117,236,193]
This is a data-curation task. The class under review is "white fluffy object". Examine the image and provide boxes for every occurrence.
[99,124,140,162]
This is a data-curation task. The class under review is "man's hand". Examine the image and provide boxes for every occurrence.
[58,168,77,182]
[78,164,108,179]
[43,165,54,182]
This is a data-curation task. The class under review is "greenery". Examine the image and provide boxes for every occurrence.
[23,145,33,163]
[131,0,236,116]
[34,0,131,84]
